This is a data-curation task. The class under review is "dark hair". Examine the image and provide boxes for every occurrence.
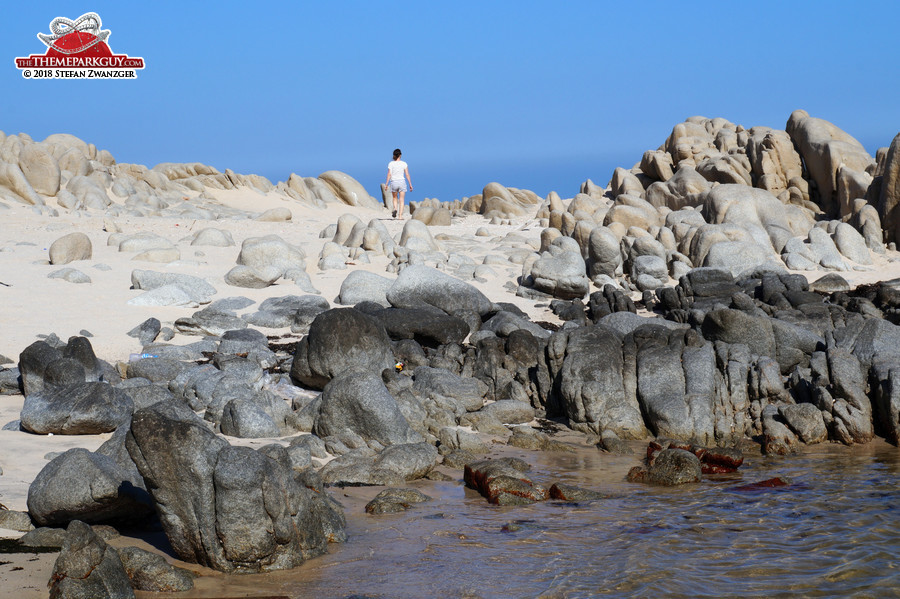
[393,149,402,160]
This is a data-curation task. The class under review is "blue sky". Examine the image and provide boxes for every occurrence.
[2,1,898,202]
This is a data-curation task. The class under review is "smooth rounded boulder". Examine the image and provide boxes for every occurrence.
[386,264,493,317]
[314,369,423,447]
[49,232,92,264]
[290,308,394,389]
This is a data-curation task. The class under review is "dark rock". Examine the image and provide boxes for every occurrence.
[116,378,173,411]
[464,458,547,505]
[21,382,133,435]
[314,370,422,446]
[871,361,900,445]
[125,357,186,384]
[441,449,480,469]
[365,488,432,514]
[370,306,470,347]
[243,295,329,328]
[95,425,147,494]
[320,443,438,486]
[838,318,900,368]
[290,308,394,389]
[822,347,874,444]
[117,545,194,592]
[644,448,701,485]
[0,366,21,395]
[386,264,494,317]
[220,399,282,438]
[174,307,247,336]
[49,520,134,599]
[478,399,535,424]
[127,317,161,346]
[0,509,34,532]
[548,483,604,501]
[779,403,828,444]
[701,309,776,360]
[597,433,633,454]
[411,366,486,412]
[19,526,67,548]
[62,336,101,381]
[761,405,798,455]
[549,324,646,438]
[480,310,551,340]
[18,340,63,396]
[633,327,715,444]
[27,448,153,527]
[126,401,344,573]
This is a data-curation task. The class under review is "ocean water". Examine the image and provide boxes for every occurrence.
[180,440,900,598]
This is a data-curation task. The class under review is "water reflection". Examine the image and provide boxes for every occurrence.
[167,442,900,599]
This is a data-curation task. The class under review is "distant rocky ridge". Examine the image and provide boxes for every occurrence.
[0,130,383,216]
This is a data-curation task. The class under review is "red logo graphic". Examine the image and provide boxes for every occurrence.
[15,12,144,79]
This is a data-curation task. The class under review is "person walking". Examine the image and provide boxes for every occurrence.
[385,148,412,219]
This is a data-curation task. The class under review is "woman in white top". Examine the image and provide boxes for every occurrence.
[385,148,413,219]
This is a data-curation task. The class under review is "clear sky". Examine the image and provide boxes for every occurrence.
[2,1,898,203]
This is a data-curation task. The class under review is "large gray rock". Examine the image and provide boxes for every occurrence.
[314,370,423,446]
[226,235,307,289]
[49,520,135,599]
[243,294,329,329]
[131,270,216,304]
[386,264,493,317]
[290,308,394,389]
[779,403,827,444]
[647,448,701,485]
[117,546,194,592]
[701,309,776,361]
[832,222,872,265]
[21,382,133,435]
[529,238,590,299]
[369,306,471,346]
[220,399,282,438]
[320,443,438,486]
[49,232,92,264]
[634,327,715,445]
[412,366,486,412]
[549,325,647,438]
[27,448,152,527]
[337,270,394,306]
[126,401,344,573]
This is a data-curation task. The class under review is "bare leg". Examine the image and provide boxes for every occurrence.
[391,191,399,217]
[397,190,406,218]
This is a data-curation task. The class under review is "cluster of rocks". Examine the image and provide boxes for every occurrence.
[0,130,380,217]
[464,457,603,505]
[626,439,744,486]
[505,110,900,300]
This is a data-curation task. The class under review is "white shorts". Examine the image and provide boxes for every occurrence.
[389,180,408,193]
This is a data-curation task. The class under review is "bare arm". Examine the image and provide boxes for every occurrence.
[385,168,391,187]
[404,167,412,190]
